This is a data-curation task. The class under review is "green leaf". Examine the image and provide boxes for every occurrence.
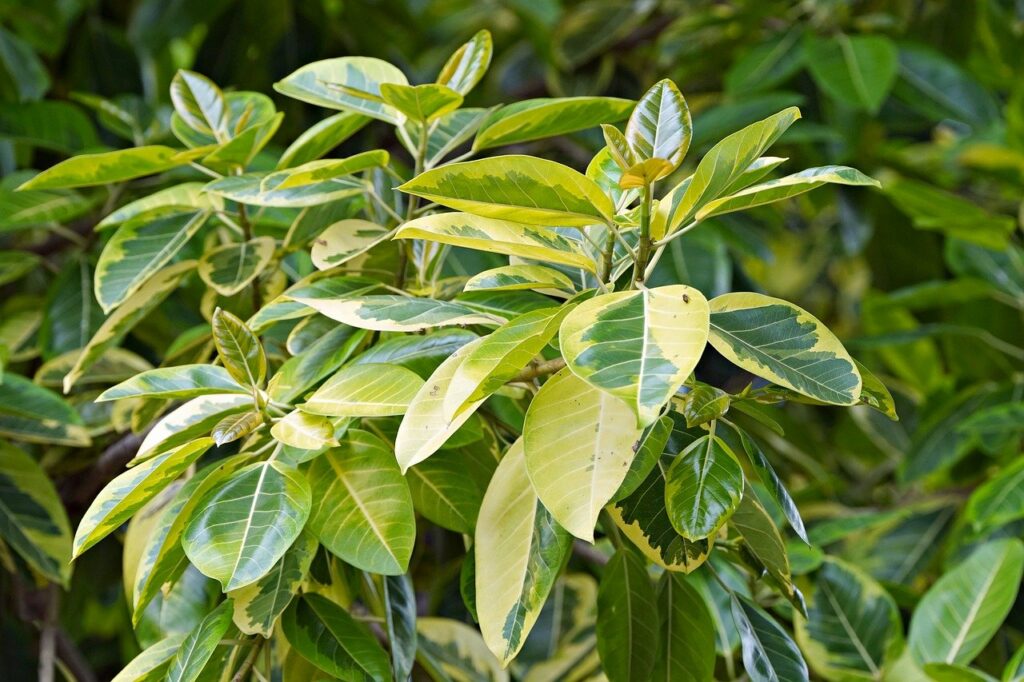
[274,56,409,124]
[350,329,477,378]
[17,146,202,190]
[201,111,283,171]
[95,208,211,312]
[417,617,508,681]
[446,306,572,418]
[212,307,266,390]
[307,429,415,575]
[475,438,572,665]
[270,410,337,450]
[655,107,801,239]
[561,285,709,427]
[805,34,898,113]
[732,489,793,600]
[228,530,316,636]
[98,364,247,401]
[170,70,228,141]
[384,574,417,681]
[294,294,500,332]
[465,264,575,293]
[182,459,312,591]
[110,634,187,682]
[63,261,195,393]
[708,292,862,405]
[380,83,462,121]
[0,442,73,585]
[269,150,389,189]
[893,45,999,127]
[436,29,493,95]
[924,663,998,682]
[523,367,643,541]
[665,435,744,540]
[474,97,633,150]
[165,600,233,682]
[302,363,424,417]
[614,414,673,502]
[0,372,90,446]
[73,438,213,558]
[211,410,263,446]
[680,385,730,427]
[395,212,596,271]
[133,394,252,462]
[406,440,497,534]
[652,572,716,682]
[696,166,879,220]
[625,79,691,180]
[277,112,370,169]
[965,458,1024,532]
[908,539,1024,665]
[795,558,902,681]
[198,237,275,297]
[399,155,615,226]
[596,550,659,682]
[855,360,899,421]
[729,425,808,544]
[282,594,392,681]
[726,31,806,95]
[607,452,712,573]
[0,184,94,233]
[311,219,391,270]
[733,595,809,682]
[0,100,99,154]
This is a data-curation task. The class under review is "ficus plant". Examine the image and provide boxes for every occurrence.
[3,24,1021,682]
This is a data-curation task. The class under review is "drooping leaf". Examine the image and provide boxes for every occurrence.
[733,595,810,682]
[182,459,312,591]
[805,34,898,113]
[308,429,415,575]
[73,438,213,558]
[596,549,659,682]
[302,363,424,417]
[655,107,801,239]
[475,439,572,665]
[708,293,862,405]
[436,29,493,95]
[732,488,794,600]
[198,237,275,297]
[664,435,744,540]
[0,372,90,446]
[406,439,497,534]
[311,219,391,270]
[110,634,187,682]
[560,285,709,427]
[282,593,392,681]
[165,599,233,682]
[39,257,103,358]
[446,306,572,418]
[652,572,716,682]
[729,424,808,544]
[855,360,899,421]
[384,574,418,681]
[211,307,266,390]
[95,208,211,312]
[523,368,643,541]
[696,166,880,220]
[99,365,247,402]
[17,146,202,190]
[396,212,596,271]
[795,558,902,681]
[63,261,195,393]
[625,79,691,180]
[908,539,1024,665]
[474,97,633,150]
[228,530,317,637]
[0,442,73,585]
[275,56,409,124]
[399,155,615,226]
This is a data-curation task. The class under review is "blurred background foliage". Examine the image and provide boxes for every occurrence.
[1,0,1022,679]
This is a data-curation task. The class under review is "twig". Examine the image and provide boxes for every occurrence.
[508,358,566,383]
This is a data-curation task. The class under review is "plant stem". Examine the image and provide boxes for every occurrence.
[396,120,429,289]
[508,358,566,382]
[601,230,616,284]
[630,183,653,288]
[231,639,262,682]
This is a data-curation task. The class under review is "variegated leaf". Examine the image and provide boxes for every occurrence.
[203,171,363,207]
[523,368,643,542]
[165,599,234,682]
[707,293,862,405]
[73,438,214,558]
[270,410,337,449]
[436,29,493,95]
[311,219,391,270]
[399,155,615,226]
[625,78,691,180]
[474,97,633,150]
[274,56,409,124]
[0,372,91,446]
[464,265,575,293]
[212,307,266,389]
[228,530,317,636]
[380,83,462,120]
[17,146,204,190]
[308,429,415,575]
[98,364,247,402]
[417,617,508,682]
[294,294,501,332]
[396,212,595,271]
[133,393,252,463]
[182,459,312,591]
[170,70,228,141]
[665,435,744,541]
[475,439,572,665]
[198,237,275,297]
[560,284,710,427]
[302,363,424,417]
[270,150,389,190]
[282,593,392,680]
